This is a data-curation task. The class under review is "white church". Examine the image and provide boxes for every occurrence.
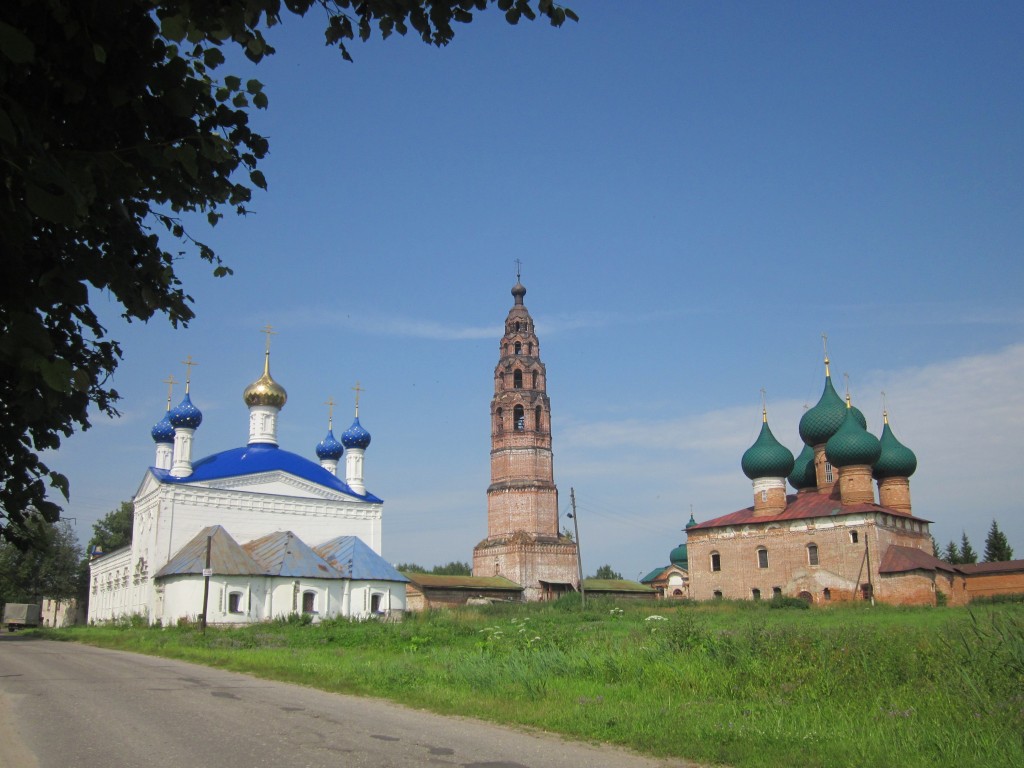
[88,339,407,625]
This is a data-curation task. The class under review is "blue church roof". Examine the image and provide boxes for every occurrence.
[315,536,409,583]
[150,443,382,503]
[243,531,341,578]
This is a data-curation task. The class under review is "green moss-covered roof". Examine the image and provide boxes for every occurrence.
[400,573,523,591]
[581,579,655,593]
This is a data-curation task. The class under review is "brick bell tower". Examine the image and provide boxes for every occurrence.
[472,273,579,601]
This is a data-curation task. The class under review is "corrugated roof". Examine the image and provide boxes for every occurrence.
[401,573,523,591]
[151,443,382,502]
[640,566,669,584]
[315,536,409,583]
[243,531,341,578]
[582,579,655,593]
[155,525,264,577]
[878,545,958,575]
[688,490,932,531]
[957,559,1024,575]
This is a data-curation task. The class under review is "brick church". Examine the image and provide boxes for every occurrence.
[686,350,965,606]
[472,277,579,601]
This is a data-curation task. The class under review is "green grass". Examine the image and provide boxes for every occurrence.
[40,599,1024,768]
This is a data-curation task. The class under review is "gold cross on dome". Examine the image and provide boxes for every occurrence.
[352,381,365,416]
[181,355,198,391]
[161,374,178,410]
[515,258,522,281]
[821,332,831,375]
[260,323,277,353]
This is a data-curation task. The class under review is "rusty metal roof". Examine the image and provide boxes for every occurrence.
[243,531,341,579]
[400,573,523,591]
[315,536,409,583]
[878,545,958,575]
[155,525,264,577]
[688,490,933,531]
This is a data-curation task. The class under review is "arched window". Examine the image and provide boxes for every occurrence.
[514,342,521,355]
[532,371,538,388]
[514,405,525,431]
[302,591,317,614]
[528,343,533,354]
[772,586,782,598]
[535,406,542,431]
[513,370,523,389]
[825,461,834,483]
[757,548,769,569]
[823,588,832,601]
[710,552,721,572]
[752,588,761,601]
[514,321,520,332]
[807,543,819,566]
[713,590,723,599]
[495,408,503,432]
[798,591,813,603]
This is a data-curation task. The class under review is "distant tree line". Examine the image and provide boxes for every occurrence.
[941,521,1014,565]
[395,561,472,576]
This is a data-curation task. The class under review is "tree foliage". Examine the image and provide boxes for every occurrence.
[943,540,961,565]
[983,520,1014,563]
[591,564,622,580]
[0,0,575,547]
[0,518,83,605]
[394,560,471,575]
[959,532,979,565]
[87,501,135,556]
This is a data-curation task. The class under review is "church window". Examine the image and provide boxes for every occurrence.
[713,590,723,599]
[514,405,525,431]
[751,588,761,601]
[710,552,721,572]
[494,561,500,575]
[757,548,769,569]
[371,593,383,614]
[532,371,538,388]
[798,591,813,603]
[513,370,523,388]
[228,591,243,614]
[807,544,819,566]
[535,406,542,431]
[302,591,317,614]
[514,321,521,332]
[823,588,832,601]
[850,530,859,544]
[496,408,503,432]
[825,461,834,483]
[528,343,533,354]
[514,342,521,355]
[772,586,782,598]
[861,583,873,601]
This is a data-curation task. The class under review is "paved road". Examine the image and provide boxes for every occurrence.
[0,636,695,768]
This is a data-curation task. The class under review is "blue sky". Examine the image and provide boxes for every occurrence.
[51,2,1023,578]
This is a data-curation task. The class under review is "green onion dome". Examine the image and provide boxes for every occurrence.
[685,513,697,530]
[788,443,818,490]
[799,374,848,446]
[741,414,796,480]
[825,401,881,468]
[669,543,688,567]
[873,414,917,479]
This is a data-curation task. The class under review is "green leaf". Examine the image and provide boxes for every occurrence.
[0,20,36,63]
[232,92,248,108]
[160,15,187,43]
[253,92,268,109]
[249,170,267,190]
[246,79,263,94]
[564,8,579,22]
[224,75,241,91]
[26,184,78,226]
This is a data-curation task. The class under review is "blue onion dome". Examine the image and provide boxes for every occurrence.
[825,400,881,468]
[341,416,371,449]
[243,353,287,409]
[873,414,917,479]
[788,443,817,491]
[316,428,344,461]
[168,392,203,429]
[799,373,847,446]
[670,543,688,567]
[741,413,796,480]
[151,413,175,444]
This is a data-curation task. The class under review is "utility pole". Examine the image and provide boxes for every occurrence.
[568,487,585,608]
[200,534,212,632]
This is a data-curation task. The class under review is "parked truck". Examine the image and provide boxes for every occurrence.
[3,603,41,631]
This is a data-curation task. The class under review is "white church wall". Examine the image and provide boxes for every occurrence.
[158,575,271,625]
[88,548,133,623]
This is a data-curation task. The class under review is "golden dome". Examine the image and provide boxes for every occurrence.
[243,352,287,409]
